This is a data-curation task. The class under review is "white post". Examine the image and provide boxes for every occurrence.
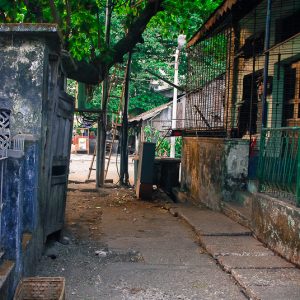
[170,48,180,158]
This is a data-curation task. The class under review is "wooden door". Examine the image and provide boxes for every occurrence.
[44,89,74,237]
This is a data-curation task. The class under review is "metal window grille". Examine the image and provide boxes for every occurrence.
[256,0,300,205]
[185,30,231,135]
[0,109,10,243]
[0,109,11,156]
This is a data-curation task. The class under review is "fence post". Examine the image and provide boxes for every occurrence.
[257,129,266,184]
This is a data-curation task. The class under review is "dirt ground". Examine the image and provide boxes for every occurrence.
[35,156,245,299]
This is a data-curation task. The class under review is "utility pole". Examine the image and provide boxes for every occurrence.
[170,34,186,158]
[96,0,112,187]
[170,48,179,158]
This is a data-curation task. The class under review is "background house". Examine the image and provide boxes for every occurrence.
[129,95,185,154]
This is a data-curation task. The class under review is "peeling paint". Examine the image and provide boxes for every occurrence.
[180,137,249,210]
[0,36,45,137]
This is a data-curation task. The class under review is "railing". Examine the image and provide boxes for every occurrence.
[257,127,300,206]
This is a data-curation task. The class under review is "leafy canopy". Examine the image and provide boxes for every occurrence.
[0,0,222,62]
[1,0,222,115]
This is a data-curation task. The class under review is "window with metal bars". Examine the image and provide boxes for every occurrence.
[185,30,230,135]
[0,109,11,153]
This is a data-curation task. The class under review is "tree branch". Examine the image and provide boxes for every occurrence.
[61,0,164,84]
[65,0,72,40]
[49,0,62,28]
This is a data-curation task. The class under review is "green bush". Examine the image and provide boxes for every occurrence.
[143,125,182,158]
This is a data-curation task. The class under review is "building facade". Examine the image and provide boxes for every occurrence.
[181,0,300,265]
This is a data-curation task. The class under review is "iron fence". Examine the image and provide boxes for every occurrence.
[257,127,300,206]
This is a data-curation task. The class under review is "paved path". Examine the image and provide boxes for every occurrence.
[36,184,300,299]
[36,185,246,299]
[99,205,245,299]
[169,203,300,300]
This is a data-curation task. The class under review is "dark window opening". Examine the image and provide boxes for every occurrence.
[275,10,300,45]
[238,72,262,137]
[284,67,296,100]
[284,104,294,120]
[283,61,300,127]
[52,165,67,176]
[237,31,264,59]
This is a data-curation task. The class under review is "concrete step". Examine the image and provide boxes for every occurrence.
[0,260,15,300]
[169,204,252,236]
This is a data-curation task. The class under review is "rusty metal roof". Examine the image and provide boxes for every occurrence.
[187,0,263,48]
[129,101,172,123]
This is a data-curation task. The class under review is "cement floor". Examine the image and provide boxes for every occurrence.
[34,155,300,299]
[35,184,246,300]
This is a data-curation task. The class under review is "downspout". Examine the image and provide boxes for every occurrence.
[262,0,272,128]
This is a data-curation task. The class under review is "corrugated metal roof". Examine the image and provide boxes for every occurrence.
[187,0,263,48]
[129,101,172,123]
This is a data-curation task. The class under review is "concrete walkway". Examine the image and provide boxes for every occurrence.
[168,203,300,300]
[36,185,246,300]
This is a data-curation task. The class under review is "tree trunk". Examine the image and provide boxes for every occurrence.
[120,51,132,185]
[96,0,112,187]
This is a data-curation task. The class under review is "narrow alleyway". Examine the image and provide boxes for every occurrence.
[35,182,246,299]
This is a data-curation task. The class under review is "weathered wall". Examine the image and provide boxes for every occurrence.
[0,36,45,137]
[181,137,249,210]
[252,194,300,266]
[181,137,225,210]
[0,27,70,299]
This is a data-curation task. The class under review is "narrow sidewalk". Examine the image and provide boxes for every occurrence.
[168,203,300,300]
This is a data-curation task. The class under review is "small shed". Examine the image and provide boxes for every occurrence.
[129,95,185,153]
[0,24,74,297]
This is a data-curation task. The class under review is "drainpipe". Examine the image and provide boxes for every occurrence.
[261,0,272,128]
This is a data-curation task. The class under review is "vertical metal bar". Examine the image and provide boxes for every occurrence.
[170,48,180,158]
[262,0,272,128]
[258,128,266,184]
[226,29,232,134]
[296,129,300,207]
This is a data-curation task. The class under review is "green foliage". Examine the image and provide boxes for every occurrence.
[3,0,223,120]
[144,125,182,158]
[175,136,182,158]
[1,0,222,64]
[151,0,222,40]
